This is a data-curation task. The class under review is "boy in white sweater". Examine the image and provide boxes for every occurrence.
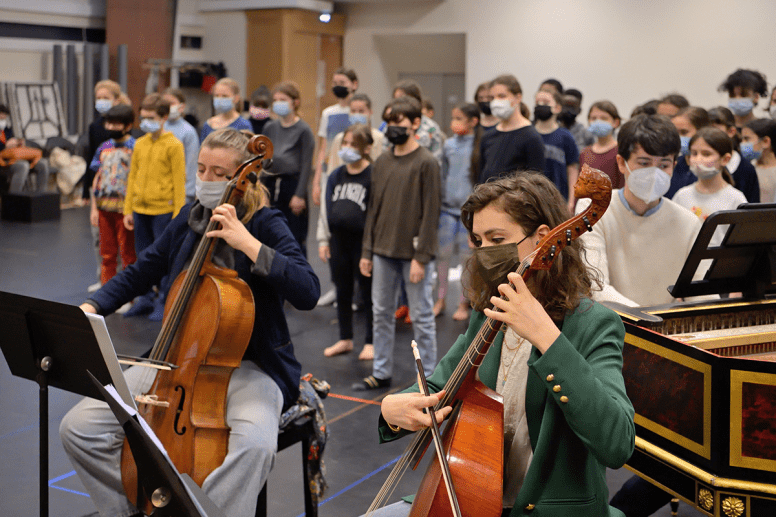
[579,113,707,516]
[578,113,703,308]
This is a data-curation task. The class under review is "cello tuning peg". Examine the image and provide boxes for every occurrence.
[549,245,556,260]
[566,229,572,245]
[247,171,258,184]
[582,216,593,232]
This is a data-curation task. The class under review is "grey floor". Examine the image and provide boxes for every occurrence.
[0,204,702,516]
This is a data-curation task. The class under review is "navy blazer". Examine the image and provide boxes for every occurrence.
[90,203,320,409]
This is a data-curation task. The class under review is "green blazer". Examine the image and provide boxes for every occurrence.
[378,298,635,516]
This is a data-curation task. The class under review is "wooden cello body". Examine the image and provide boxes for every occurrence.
[120,135,273,509]
[409,379,503,517]
[385,165,613,517]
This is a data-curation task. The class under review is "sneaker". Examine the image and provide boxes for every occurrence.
[147,296,165,322]
[87,281,102,293]
[316,288,336,307]
[351,375,391,391]
[123,295,154,318]
[115,302,133,315]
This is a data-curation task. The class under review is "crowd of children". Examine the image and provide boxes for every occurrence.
[4,58,770,517]
[56,68,775,377]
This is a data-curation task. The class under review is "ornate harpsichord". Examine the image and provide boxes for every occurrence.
[606,204,776,517]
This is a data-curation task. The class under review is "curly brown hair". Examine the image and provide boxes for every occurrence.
[461,172,598,322]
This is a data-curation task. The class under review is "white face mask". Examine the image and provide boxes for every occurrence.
[490,98,516,120]
[0,119,7,131]
[195,176,229,209]
[168,104,181,121]
[625,161,671,203]
[689,161,721,180]
[770,105,776,120]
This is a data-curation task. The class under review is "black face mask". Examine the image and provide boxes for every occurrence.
[557,108,578,126]
[107,129,126,140]
[534,105,554,121]
[478,101,492,117]
[385,125,410,146]
[332,85,350,99]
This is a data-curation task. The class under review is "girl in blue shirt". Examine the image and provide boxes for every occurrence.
[435,103,480,321]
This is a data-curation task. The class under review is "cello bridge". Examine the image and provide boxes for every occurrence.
[135,393,170,408]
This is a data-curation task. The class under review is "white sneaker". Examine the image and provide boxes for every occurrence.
[115,302,133,314]
[316,288,336,307]
[87,282,102,293]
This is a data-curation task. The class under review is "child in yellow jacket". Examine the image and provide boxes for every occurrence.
[123,93,185,319]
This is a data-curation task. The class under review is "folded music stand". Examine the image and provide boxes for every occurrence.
[0,291,137,517]
[87,372,225,517]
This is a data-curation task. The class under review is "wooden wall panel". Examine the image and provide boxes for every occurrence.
[106,0,174,109]
[245,9,344,131]
[246,10,284,100]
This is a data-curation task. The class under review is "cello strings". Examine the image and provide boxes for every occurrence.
[134,181,239,401]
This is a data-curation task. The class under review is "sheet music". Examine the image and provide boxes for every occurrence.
[85,313,137,411]
[102,384,169,460]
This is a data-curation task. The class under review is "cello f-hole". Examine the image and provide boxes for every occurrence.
[174,385,187,435]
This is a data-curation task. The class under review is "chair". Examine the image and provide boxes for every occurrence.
[255,414,318,517]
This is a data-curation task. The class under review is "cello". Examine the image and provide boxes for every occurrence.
[367,164,613,517]
[119,135,273,512]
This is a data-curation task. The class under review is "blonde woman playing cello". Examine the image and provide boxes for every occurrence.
[366,172,634,517]
[60,128,320,517]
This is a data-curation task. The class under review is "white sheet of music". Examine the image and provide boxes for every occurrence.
[84,313,137,411]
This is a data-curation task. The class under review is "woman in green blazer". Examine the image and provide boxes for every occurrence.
[370,173,635,517]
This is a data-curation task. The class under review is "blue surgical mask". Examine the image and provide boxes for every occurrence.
[349,114,369,126]
[95,99,112,114]
[140,118,161,134]
[272,101,292,117]
[338,146,363,164]
[213,97,234,114]
[740,142,763,161]
[588,120,613,138]
[728,98,754,117]
[195,176,228,209]
[679,136,691,156]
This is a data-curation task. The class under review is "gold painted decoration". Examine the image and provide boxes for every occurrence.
[721,496,745,517]
[699,488,714,511]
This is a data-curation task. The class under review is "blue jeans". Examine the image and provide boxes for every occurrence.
[133,212,173,301]
[132,212,173,256]
[436,211,471,301]
[371,255,437,380]
[59,361,282,517]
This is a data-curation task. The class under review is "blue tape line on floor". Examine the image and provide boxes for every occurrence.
[296,455,401,517]
[49,470,77,485]
[49,470,90,497]
[49,484,90,497]
[0,424,36,440]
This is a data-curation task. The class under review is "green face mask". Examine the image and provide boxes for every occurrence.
[471,242,521,288]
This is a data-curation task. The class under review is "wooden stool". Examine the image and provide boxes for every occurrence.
[255,415,318,517]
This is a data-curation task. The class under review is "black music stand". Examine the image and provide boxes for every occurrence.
[87,372,225,517]
[668,203,776,299]
[0,291,131,517]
